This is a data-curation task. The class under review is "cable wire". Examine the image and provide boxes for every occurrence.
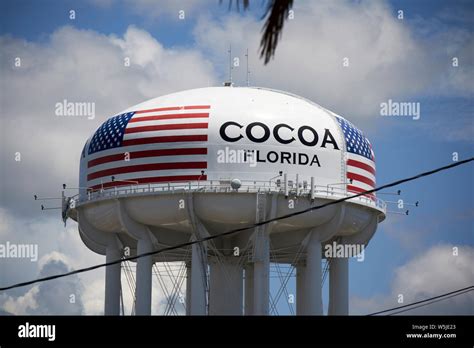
[0,157,472,292]
[367,285,474,316]
[388,288,473,315]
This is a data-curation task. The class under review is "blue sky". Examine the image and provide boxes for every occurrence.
[0,0,265,45]
[0,0,472,315]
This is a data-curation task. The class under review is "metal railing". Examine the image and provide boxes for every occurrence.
[75,179,387,213]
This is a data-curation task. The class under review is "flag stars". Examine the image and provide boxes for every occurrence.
[87,112,134,155]
[336,116,373,161]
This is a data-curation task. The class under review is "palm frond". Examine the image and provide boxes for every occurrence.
[259,0,293,65]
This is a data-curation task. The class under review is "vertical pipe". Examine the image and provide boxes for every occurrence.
[244,264,254,315]
[208,260,219,315]
[246,48,250,87]
[296,262,306,315]
[104,244,122,315]
[310,177,315,200]
[229,44,233,84]
[296,174,299,196]
[190,242,207,315]
[135,238,153,315]
[304,234,323,315]
[185,262,191,316]
[328,257,349,315]
[253,230,270,315]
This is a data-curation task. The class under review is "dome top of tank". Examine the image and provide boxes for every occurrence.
[82,86,373,156]
[120,86,346,121]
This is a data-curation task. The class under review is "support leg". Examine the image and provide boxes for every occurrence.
[135,238,153,315]
[328,257,349,315]
[190,242,207,315]
[304,234,323,315]
[253,230,270,315]
[296,262,306,315]
[104,243,122,315]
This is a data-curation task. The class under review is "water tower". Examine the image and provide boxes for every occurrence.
[65,86,386,315]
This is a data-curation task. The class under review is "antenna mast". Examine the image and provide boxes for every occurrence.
[228,44,233,85]
[245,48,250,87]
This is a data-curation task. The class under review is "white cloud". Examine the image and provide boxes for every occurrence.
[0,207,12,239]
[193,0,473,123]
[0,208,188,315]
[37,251,72,270]
[351,244,474,315]
[1,287,39,315]
[81,277,106,315]
[0,208,104,314]
[1,252,85,315]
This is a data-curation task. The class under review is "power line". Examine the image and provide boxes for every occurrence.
[388,288,473,315]
[0,157,472,292]
[368,286,474,316]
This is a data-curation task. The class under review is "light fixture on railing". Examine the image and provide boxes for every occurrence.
[269,171,283,182]
[386,209,409,215]
[33,194,62,201]
[384,199,419,218]
[378,190,401,196]
[197,171,206,189]
[40,203,61,211]
[230,178,242,191]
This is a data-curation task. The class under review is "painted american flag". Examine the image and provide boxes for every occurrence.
[85,105,210,190]
[336,116,376,200]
